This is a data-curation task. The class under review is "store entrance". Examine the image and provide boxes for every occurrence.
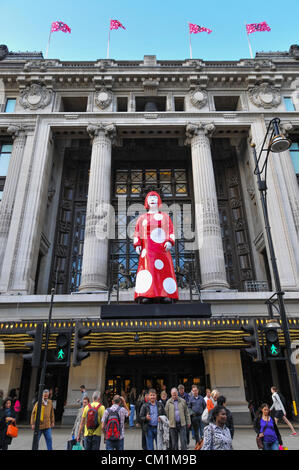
[105,352,206,400]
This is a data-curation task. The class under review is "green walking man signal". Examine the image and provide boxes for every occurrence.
[57,349,65,360]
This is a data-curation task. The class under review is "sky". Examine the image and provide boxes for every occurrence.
[1,0,299,62]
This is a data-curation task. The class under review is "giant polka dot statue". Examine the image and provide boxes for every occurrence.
[133,191,179,303]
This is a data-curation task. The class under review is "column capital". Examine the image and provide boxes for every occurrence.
[185,121,215,145]
[87,122,117,143]
[7,124,35,139]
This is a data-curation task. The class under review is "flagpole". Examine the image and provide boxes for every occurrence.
[45,24,52,59]
[189,24,192,59]
[245,22,253,59]
[107,19,111,59]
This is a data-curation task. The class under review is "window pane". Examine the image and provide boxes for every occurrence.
[0,191,3,201]
[4,99,16,112]
[1,144,13,153]
[290,143,299,174]
[0,153,11,176]
[283,97,295,112]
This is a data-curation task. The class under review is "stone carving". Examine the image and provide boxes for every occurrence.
[0,45,9,60]
[95,88,113,110]
[185,122,215,144]
[189,88,208,109]
[23,60,60,71]
[19,83,53,110]
[87,123,117,143]
[248,82,281,108]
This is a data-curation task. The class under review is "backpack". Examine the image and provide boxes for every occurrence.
[86,403,101,430]
[105,407,121,441]
[278,392,287,408]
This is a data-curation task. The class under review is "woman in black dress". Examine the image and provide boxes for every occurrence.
[0,398,16,450]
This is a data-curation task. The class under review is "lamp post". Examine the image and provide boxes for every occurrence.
[251,117,299,418]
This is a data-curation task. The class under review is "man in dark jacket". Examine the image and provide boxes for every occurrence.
[188,384,206,444]
[139,389,166,450]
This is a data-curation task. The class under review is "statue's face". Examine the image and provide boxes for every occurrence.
[147,195,158,208]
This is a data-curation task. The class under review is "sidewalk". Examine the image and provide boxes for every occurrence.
[9,425,299,451]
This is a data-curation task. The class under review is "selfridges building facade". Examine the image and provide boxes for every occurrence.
[0,44,299,424]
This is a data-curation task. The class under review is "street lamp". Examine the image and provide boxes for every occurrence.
[251,117,299,419]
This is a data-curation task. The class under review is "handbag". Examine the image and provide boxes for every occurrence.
[201,407,209,424]
[256,418,269,450]
[7,424,18,438]
[67,438,78,450]
[72,442,83,450]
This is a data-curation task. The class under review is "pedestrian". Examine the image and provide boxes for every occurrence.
[138,392,149,450]
[77,385,88,407]
[30,389,55,450]
[0,398,17,450]
[204,388,211,404]
[217,396,234,439]
[188,384,206,445]
[201,405,233,450]
[102,395,130,450]
[206,389,219,413]
[159,391,168,408]
[178,384,190,405]
[165,387,191,450]
[139,388,166,450]
[129,387,137,428]
[270,386,296,436]
[254,403,283,450]
[102,389,110,409]
[69,396,90,449]
[12,392,21,424]
[77,391,105,450]
[0,391,3,408]
[248,400,257,422]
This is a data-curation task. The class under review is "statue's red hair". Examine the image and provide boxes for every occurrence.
[144,191,162,210]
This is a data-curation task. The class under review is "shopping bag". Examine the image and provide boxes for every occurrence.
[67,438,77,450]
[72,442,83,450]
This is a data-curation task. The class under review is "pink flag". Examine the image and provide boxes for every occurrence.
[246,21,271,34]
[189,23,212,34]
[51,21,71,34]
[110,19,126,30]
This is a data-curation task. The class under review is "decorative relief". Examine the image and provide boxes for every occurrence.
[185,122,215,144]
[189,88,208,109]
[87,123,117,143]
[95,88,113,110]
[19,83,53,110]
[248,82,281,108]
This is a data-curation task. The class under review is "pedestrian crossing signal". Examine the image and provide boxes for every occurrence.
[265,328,281,359]
[47,331,71,366]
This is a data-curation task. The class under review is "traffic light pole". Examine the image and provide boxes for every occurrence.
[32,288,55,450]
[252,143,299,418]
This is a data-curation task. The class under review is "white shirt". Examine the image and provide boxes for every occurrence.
[270,392,285,413]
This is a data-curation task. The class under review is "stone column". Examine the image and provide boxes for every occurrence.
[79,123,116,292]
[0,125,27,265]
[203,349,250,424]
[0,122,52,294]
[250,118,299,290]
[186,122,229,290]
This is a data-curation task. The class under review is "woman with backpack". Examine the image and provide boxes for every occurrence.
[270,386,296,436]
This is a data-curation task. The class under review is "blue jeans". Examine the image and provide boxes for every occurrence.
[146,426,157,450]
[263,440,279,450]
[38,428,53,450]
[106,438,123,450]
[129,405,135,426]
[84,435,101,450]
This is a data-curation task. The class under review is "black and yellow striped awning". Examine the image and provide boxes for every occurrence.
[0,317,299,352]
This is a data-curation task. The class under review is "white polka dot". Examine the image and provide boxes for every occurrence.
[170,234,175,241]
[135,270,152,294]
[154,213,163,221]
[134,237,139,244]
[141,249,147,258]
[163,277,177,294]
[154,259,164,270]
[150,228,166,244]
[142,219,147,226]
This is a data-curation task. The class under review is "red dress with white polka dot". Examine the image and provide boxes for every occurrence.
[133,211,179,300]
